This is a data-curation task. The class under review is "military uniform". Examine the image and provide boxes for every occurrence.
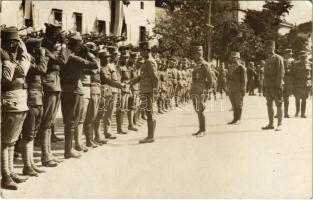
[282,49,295,118]
[190,47,213,136]
[39,23,66,166]
[257,63,265,96]
[217,65,228,98]
[21,38,48,176]
[227,52,247,125]
[1,27,31,190]
[130,42,159,143]
[247,63,257,95]
[262,41,285,131]
[157,65,168,113]
[60,36,99,159]
[293,51,312,118]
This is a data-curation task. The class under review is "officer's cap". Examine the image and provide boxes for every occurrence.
[99,48,110,58]
[120,50,130,58]
[231,51,240,59]
[283,49,293,55]
[25,38,42,52]
[1,27,19,40]
[264,40,275,47]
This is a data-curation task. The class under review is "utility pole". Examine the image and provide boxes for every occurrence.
[204,0,213,62]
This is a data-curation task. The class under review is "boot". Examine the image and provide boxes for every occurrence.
[284,100,290,118]
[133,110,140,126]
[139,119,155,144]
[128,111,138,131]
[74,124,88,152]
[234,108,242,125]
[295,99,300,117]
[301,99,307,118]
[64,126,81,159]
[85,126,99,147]
[29,140,45,173]
[51,125,63,143]
[8,145,28,183]
[228,108,237,125]
[21,140,38,177]
[1,145,18,190]
[116,111,127,134]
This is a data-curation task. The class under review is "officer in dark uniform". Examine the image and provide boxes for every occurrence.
[227,52,247,125]
[282,49,295,118]
[21,38,48,177]
[293,50,312,118]
[190,45,213,137]
[1,27,31,190]
[262,40,285,131]
[130,41,159,143]
[39,22,66,167]
[60,35,99,159]
[247,62,257,96]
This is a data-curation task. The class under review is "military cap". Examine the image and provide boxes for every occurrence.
[283,49,293,55]
[99,48,110,57]
[120,50,130,58]
[139,41,151,50]
[231,51,240,59]
[44,22,62,34]
[25,38,42,52]
[107,46,119,55]
[193,45,203,52]
[85,42,97,52]
[264,40,275,47]
[130,51,139,59]
[1,27,19,40]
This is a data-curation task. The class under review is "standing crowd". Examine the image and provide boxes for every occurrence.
[1,22,312,191]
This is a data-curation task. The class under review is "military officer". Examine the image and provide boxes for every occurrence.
[227,52,247,125]
[1,27,31,190]
[247,62,257,96]
[130,41,159,143]
[60,35,99,159]
[262,40,285,131]
[257,60,265,96]
[39,22,66,167]
[217,63,228,99]
[293,50,312,118]
[190,45,213,137]
[20,38,48,177]
[282,49,295,118]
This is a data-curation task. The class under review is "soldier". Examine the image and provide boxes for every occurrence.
[257,60,265,96]
[20,38,48,177]
[227,52,247,125]
[262,40,285,131]
[60,35,99,159]
[247,62,257,96]
[165,59,173,110]
[128,51,141,127]
[209,64,218,101]
[282,49,295,118]
[190,46,213,137]
[293,50,312,118]
[158,59,168,114]
[1,27,31,190]
[130,41,159,143]
[217,63,228,99]
[39,22,66,167]
[101,46,122,139]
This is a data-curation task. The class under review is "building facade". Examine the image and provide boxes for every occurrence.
[1,0,155,45]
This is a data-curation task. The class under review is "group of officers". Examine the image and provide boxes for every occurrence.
[1,21,312,190]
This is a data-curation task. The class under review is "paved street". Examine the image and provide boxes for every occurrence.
[1,95,312,199]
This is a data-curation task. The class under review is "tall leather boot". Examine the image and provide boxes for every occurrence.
[301,99,307,118]
[228,108,237,125]
[21,139,38,176]
[284,98,290,118]
[29,140,45,173]
[133,109,139,126]
[8,145,28,183]
[117,110,127,134]
[234,108,242,125]
[128,111,138,131]
[1,145,18,190]
[139,119,155,144]
[85,125,98,147]
[64,126,81,159]
[295,99,300,117]
[74,124,88,152]
[41,129,57,167]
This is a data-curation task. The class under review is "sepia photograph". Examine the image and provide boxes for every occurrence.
[0,0,312,198]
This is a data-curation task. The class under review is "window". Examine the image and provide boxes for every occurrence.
[140,1,144,9]
[52,9,62,24]
[139,26,146,42]
[97,20,106,34]
[73,12,82,33]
